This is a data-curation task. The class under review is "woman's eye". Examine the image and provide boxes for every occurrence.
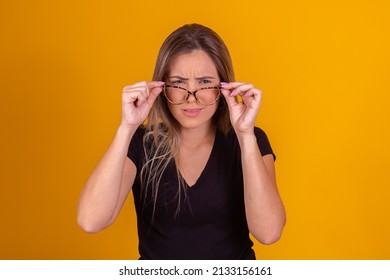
[200,79,211,84]
[172,80,184,84]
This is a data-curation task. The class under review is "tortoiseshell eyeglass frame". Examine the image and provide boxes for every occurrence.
[162,84,222,106]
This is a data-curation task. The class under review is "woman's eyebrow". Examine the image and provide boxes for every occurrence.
[195,76,217,80]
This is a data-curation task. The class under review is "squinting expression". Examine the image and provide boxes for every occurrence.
[166,50,220,130]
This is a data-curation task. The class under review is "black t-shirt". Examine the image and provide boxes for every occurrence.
[127,126,275,260]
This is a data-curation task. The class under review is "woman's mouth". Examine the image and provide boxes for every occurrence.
[182,108,203,117]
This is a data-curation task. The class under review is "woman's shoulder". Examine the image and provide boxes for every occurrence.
[221,126,275,158]
[253,126,269,140]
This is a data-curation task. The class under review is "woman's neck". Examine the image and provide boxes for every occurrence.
[179,123,216,149]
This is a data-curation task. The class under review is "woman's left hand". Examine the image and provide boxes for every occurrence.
[220,82,262,136]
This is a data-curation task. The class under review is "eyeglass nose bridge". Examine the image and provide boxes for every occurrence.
[184,89,200,102]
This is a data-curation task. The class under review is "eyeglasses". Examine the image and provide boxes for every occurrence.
[163,84,221,106]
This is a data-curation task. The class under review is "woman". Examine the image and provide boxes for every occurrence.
[77,23,286,260]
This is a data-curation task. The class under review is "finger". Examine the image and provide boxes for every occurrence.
[220,88,239,108]
[123,90,145,105]
[230,84,255,97]
[123,81,164,99]
[147,81,165,89]
[243,88,262,98]
[123,87,147,98]
[221,82,255,97]
[123,81,149,91]
[146,86,163,106]
[242,88,262,109]
[134,92,147,107]
[123,80,161,94]
[220,82,245,89]
[123,87,149,103]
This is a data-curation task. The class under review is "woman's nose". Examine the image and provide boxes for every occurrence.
[186,92,197,103]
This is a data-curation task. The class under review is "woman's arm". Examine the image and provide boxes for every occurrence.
[77,125,136,233]
[221,82,286,244]
[77,81,164,233]
[238,134,286,244]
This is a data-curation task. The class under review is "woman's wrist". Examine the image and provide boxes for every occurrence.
[237,132,257,150]
[117,123,138,142]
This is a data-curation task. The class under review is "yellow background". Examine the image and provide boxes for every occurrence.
[1,0,389,259]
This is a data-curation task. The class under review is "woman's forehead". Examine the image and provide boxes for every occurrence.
[168,50,218,77]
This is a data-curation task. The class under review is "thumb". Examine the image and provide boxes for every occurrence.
[146,86,163,106]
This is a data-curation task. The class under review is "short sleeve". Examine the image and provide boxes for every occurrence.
[254,127,276,161]
[127,126,146,170]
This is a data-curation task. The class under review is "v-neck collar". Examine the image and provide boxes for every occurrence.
[178,129,219,189]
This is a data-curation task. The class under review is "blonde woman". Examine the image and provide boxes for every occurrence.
[77,24,286,259]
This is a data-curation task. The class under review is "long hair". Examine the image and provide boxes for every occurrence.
[140,23,235,219]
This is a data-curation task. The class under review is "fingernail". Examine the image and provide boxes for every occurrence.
[220,82,229,88]
[230,90,236,96]
[157,81,165,85]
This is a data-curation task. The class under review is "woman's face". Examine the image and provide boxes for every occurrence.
[166,50,220,131]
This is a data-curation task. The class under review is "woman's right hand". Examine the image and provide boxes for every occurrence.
[121,81,164,129]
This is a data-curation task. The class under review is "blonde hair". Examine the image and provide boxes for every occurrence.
[140,24,235,219]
